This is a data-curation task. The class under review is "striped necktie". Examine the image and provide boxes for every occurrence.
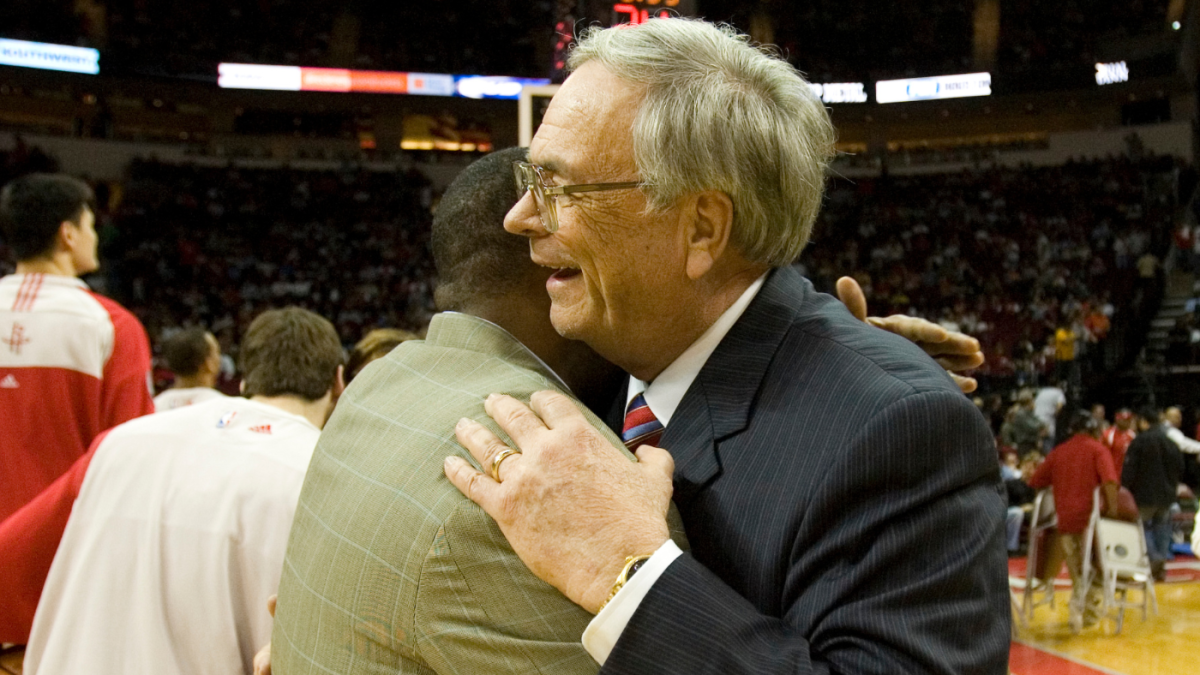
[622,393,664,451]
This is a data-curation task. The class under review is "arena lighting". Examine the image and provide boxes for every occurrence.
[217,63,548,99]
[454,75,553,100]
[875,72,991,104]
[0,38,99,74]
[809,82,868,104]
[1095,61,1130,86]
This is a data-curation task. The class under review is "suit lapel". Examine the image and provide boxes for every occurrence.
[662,267,807,497]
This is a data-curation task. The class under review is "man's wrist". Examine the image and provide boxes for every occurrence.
[582,535,670,614]
[583,540,684,664]
[598,554,654,613]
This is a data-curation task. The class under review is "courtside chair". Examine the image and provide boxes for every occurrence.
[1079,487,1158,635]
[1022,489,1059,623]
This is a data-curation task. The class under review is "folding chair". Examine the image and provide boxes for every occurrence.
[1022,489,1058,622]
[1079,488,1158,635]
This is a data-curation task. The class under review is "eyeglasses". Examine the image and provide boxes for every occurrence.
[512,161,645,233]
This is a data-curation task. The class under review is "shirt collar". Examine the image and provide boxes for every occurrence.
[439,311,572,393]
[626,274,766,427]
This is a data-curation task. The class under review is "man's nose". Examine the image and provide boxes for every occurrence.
[504,190,549,238]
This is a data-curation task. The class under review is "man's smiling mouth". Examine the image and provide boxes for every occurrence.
[550,268,582,281]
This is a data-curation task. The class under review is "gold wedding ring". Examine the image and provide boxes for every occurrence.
[490,448,521,482]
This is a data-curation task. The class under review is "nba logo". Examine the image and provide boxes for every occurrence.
[216,411,237,428]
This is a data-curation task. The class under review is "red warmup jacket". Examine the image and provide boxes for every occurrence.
[0,273,154,522]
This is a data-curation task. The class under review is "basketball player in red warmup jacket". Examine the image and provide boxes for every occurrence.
[0,173,153,523]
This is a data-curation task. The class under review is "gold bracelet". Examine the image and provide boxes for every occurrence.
[597,554,654,613]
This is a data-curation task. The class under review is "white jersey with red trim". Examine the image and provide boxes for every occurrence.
[25,397,320,675]
[153,386,227,412]
[0,273,154,521]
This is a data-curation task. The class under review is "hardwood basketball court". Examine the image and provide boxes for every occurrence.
[1011,558,1200,675]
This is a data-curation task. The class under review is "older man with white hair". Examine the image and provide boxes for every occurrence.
[446,17,1008,675]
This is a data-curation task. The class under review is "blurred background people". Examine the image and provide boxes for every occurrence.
[1121,406,1184,582]
[153,326,225,411]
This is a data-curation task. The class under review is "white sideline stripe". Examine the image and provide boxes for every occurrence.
[1012,639,1131,675]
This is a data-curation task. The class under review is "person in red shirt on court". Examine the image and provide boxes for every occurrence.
[0,173,154,522]
[1029,410,1119,630]
[1102,408,1137,478]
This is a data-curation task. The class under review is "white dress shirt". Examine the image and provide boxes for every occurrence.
[583,274,765,664]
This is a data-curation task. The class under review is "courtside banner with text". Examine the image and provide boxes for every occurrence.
[0,39,99,74]
[875,72,991,104]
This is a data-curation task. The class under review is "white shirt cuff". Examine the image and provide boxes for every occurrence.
[581,539,684,665]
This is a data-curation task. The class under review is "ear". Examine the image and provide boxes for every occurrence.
[683,190,735,281]
[204,350,222,376]
[332,364,346,400]
[57,220,80,252]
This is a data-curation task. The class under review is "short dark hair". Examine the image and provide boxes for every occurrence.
[346,327,418,383]
[1136,406,1161,425]
[431,147,534,311]
[1067,409,1098,436]
[240,308,344,401]
[161,327,214,377]
[0,173,94,261]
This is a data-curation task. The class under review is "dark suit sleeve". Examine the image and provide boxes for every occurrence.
[602,390,1009,675]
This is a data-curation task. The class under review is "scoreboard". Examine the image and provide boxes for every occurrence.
[584,0,697,25]
[552,0,697,80]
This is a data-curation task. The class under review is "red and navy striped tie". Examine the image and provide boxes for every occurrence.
[622,394,664,451]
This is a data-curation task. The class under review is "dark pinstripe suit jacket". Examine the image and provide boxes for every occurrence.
[602,267,1010,675]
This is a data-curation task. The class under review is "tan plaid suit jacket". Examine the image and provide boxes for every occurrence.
[272,311,686,674]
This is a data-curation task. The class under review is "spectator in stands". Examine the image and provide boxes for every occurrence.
[1029,410,1118,630]
[1083,306,1110,342]
[20,307,344,674]
[1054,321,1077,383]
[344,327,418,384]
[1035,380,1066,449]
[1001,390,1046,454]
[153,326,226,411]
[1004,453,1040,556]
[1137,250,1161,284]
[0,173,153,523]
[1122,406,1184,582]
[1103,408,1137,478]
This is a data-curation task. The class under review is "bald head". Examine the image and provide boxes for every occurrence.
[1164,407,1183,429]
